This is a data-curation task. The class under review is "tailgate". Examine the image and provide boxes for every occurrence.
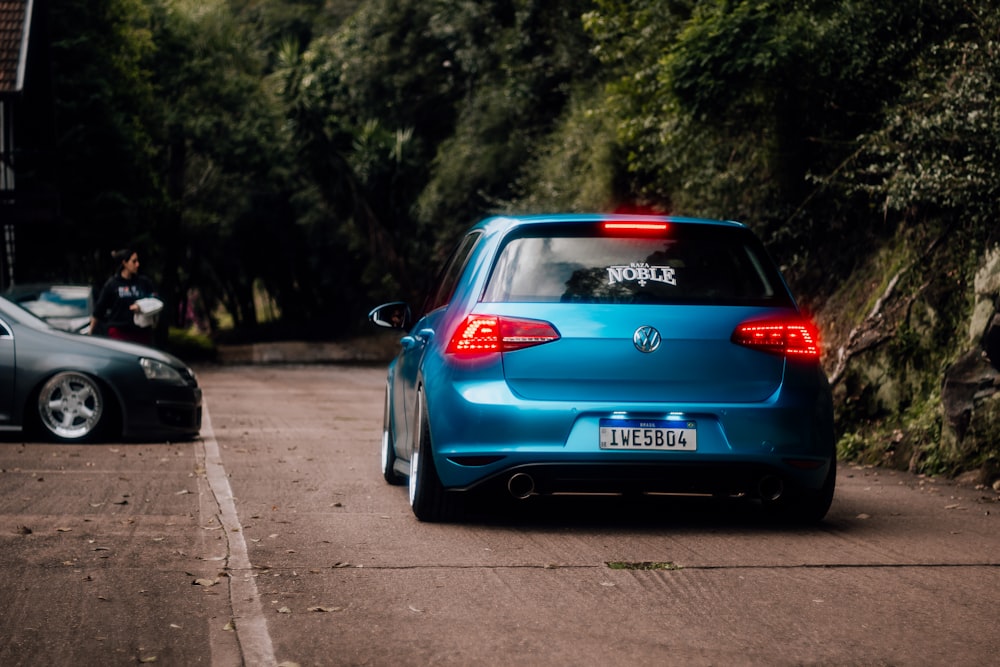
[493,304,786,403]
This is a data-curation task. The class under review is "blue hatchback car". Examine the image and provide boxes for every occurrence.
[370,214,835,522]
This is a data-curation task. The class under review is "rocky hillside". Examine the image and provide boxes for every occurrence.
[821,229,999,487]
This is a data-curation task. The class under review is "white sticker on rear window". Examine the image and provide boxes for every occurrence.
[607,263,676,287]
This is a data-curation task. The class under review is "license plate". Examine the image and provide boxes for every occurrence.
[599,419,697,451]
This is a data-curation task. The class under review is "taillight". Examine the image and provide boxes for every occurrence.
[447,315,560,355]
[731,318,821,358]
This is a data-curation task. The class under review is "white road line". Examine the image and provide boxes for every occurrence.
[200,404,277,667]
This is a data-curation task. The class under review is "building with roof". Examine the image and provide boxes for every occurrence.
[1,0,55,288]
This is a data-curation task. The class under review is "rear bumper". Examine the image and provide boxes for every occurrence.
[423,366,834,493]
[451,458,832,499]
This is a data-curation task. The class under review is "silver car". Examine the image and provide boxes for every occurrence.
[0,296,201,441]
[5,284,93,334]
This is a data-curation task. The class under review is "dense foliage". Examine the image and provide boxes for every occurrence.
[14,0,1000,473]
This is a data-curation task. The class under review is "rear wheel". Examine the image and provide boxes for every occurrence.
[770,461,837,524]
[36,372,106,442]
[798,460,837,522]
[381,387,404,485]
[408,389,460,522]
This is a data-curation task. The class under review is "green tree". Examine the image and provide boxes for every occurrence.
[271,0,506,309]
[822,0,1000,469]
[21,0,162,282]
[835,3,999,239]
[585,0,962,295]
[228,0,358,59]
[416,0,601,242]
[143,0,298,330]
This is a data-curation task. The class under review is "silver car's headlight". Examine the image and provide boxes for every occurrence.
[140,358,186,385]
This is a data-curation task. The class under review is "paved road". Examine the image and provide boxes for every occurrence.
[1,364,998,666]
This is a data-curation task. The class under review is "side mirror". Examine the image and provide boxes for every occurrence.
[368,302,411,330]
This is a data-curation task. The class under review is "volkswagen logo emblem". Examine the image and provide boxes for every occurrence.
[633,326,661,353]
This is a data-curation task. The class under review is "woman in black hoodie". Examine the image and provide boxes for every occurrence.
[90,248,158,345]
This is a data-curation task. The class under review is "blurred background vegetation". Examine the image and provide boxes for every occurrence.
[11,0,1000,477]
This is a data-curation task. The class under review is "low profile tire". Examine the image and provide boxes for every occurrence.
[408,390,461,522]
[381,388,404,485]
[37,372,106,442]
[771,460,837,524]
[799,460,837,523]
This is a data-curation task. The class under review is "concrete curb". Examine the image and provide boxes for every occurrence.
[215,332,400,365]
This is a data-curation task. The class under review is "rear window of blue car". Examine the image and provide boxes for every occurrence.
[482,223,793,306]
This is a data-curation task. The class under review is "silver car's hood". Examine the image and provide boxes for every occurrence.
[18,322,190,369]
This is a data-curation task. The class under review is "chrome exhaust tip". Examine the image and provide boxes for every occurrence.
[507,472,535,500]
[758,476,785,503]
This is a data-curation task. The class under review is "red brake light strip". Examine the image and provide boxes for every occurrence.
[602,222,668,231]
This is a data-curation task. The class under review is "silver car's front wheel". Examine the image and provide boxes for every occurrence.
[37,372,105,441]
